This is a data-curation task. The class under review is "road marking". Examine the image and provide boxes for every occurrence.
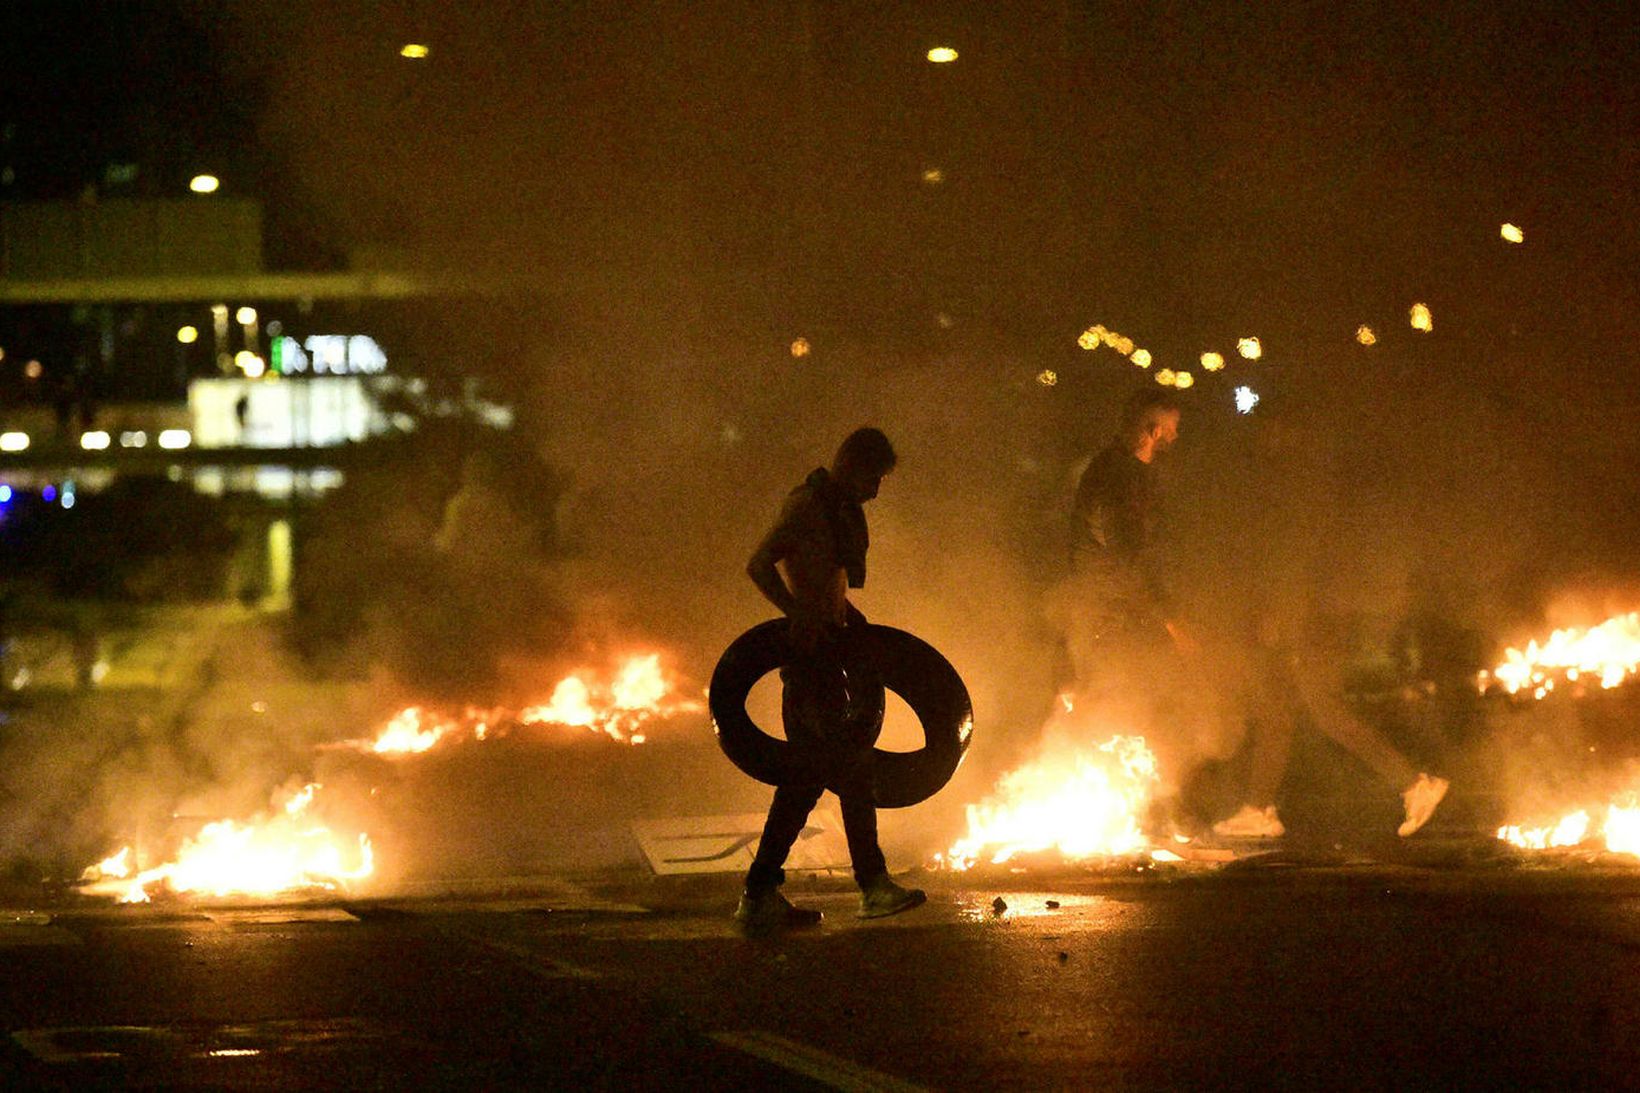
[710,1029,927,1093]
[441,928,603,981]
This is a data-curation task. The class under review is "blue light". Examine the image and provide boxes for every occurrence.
[0,486,11,503]
[41,485,56,502]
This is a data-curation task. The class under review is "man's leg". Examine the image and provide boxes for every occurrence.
[832,757,887,885]
[745,782,825,893]
[736,782,827,929]
[1292,656,1449,837]
[831,754,925,919]
[735,649,840,928]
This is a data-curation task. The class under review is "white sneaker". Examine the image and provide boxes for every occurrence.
[1212,804,1286,838]
[1398,773,1450,837]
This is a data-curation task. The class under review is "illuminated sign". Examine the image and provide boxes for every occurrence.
[270,335,389,376]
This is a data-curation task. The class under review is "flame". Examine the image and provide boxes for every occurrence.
[1498,791,1640,859]
[90,846,132,879]
[372,707,455,754]
[521,652,697,743]
[1502,784,1640,859]
[946,734,1159,870]
[1480,612,1640,698]
[1501,222,1524,243]
[361,653,700,755]
[80,784,373,903]
[1498,809,1590,850]
[1409,302,1433,332]
[1607,796,1640,856]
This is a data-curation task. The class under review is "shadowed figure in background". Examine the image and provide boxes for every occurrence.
[1210,603,1451,840]
[1048,388,1214,809]
[1208,413,1450,841]
[1063,388,1192,665]
[737,427,926,929]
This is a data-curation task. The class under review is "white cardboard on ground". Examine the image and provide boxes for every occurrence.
[632,810,848,876]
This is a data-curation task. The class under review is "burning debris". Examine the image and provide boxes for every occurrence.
[1478,612,1640,700]
[363,653,700,755]
[77,651,701,904]
[1497,791,1640,859]
[1484,612,1640,861]
[941,723,1160,871]
[79,783,372,904]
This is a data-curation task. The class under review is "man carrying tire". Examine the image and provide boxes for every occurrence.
[738,426,927,929]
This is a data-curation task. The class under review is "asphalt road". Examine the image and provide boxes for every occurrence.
[5,860,1640,1090]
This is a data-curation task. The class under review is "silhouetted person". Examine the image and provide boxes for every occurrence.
[737,427,925,929]
[1063,388,1193,688]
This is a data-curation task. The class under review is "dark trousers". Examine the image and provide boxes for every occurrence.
[746,633,886,891]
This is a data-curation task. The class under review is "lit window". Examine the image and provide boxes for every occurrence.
[158,430,192,450]
[0,432,28,452]
[80,431,111,451]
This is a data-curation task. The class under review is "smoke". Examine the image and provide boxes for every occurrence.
[8,1,1634,889]
[0,613,381,878]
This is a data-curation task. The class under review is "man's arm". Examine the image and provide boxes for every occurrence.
[747,494,831,649]
[747,526,800,619]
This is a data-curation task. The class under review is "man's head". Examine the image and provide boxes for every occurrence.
[831,426,896,502]
[1117,389,1182,463]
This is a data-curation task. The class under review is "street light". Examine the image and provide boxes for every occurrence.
[400,43,430,59]
[189,174,220,194]
[926,46,958,63]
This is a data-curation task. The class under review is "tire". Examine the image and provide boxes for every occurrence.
[709,619,973,808]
